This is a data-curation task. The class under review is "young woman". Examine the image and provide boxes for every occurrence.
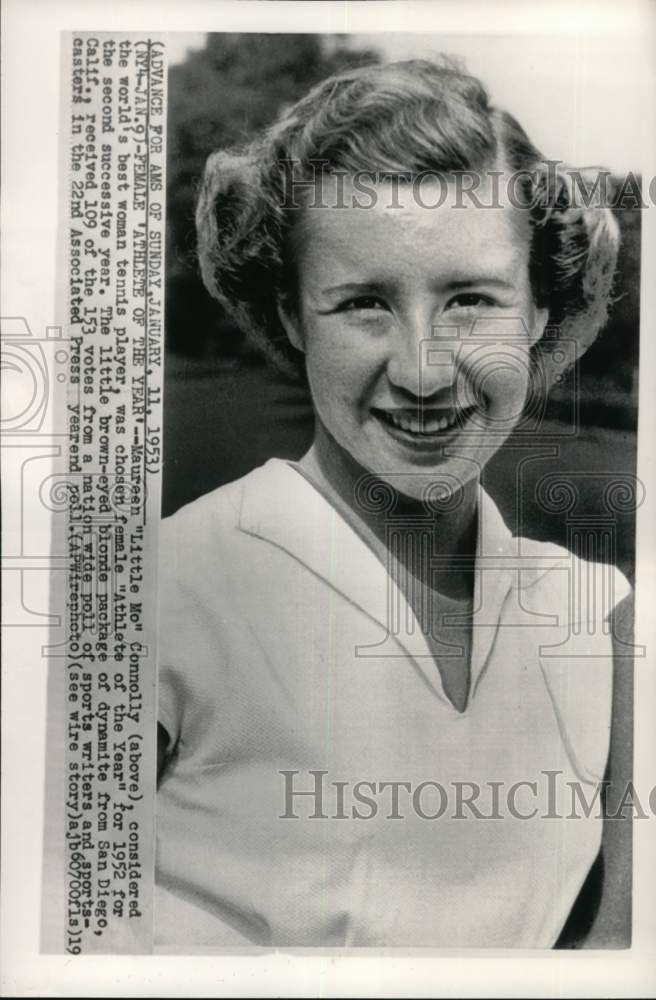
[155,59,633,949]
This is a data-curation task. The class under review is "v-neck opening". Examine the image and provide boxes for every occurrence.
[284,460,482,715]
[239,459,514,715]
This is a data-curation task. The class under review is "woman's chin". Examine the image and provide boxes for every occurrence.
[346,446,480,505]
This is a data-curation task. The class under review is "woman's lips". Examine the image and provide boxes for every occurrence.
[371,405,478,444]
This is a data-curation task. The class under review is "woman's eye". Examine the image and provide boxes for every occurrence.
[446,293,495,310]
[338,296,388,313]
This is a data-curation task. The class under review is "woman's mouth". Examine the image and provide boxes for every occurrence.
[371,405,478,448]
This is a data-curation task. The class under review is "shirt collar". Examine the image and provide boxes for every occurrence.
[238,458,561,706]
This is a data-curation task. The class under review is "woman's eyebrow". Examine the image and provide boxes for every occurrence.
[320,281,388,296]
[444,276,517,292]
[320,276,518,296]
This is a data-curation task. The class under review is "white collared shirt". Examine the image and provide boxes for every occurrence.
[155,458,630,949]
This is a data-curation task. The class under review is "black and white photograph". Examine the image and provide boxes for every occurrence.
[2,1,655,996]
[157,29,640,951]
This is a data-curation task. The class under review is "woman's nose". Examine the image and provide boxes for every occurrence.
[386,320,458,399]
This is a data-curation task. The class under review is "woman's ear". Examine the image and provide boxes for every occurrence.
[276,297,304,353]
[529,305,550,347]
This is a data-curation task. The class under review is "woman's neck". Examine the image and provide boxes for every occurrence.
[297,422,479,602]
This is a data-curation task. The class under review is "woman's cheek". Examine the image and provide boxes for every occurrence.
[304,339,354,426]
[306,343,353,396]
[457,341,532,418]
[307,320,379,387]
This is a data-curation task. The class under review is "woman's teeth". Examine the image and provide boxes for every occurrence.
[377,408,469,435]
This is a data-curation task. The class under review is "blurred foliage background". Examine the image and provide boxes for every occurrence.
[163,34,640,576]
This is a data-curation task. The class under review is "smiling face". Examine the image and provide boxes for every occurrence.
[278,174,548,501]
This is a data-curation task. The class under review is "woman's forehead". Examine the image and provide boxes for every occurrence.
[302,170,526,210]
[292,173,531,279]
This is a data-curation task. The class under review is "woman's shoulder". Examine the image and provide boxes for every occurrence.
[161,474,245,539]
[158,460,288,590]
[510,532,632,626]
[161,458,283,541]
